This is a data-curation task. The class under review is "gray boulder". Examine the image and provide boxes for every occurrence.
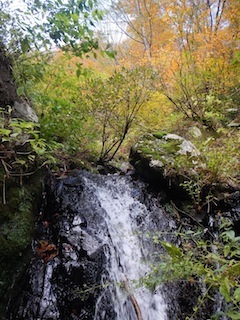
[13,100,39,123]
[130,132,203,192]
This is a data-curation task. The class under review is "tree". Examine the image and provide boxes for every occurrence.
[83,67,154,162]
[0,0,106,133]
[108,0,172,61]
[112,0,240,127]
[160,0,240,124]
[0,0,103,56]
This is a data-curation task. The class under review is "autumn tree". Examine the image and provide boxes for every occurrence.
[107,0,173,62]
[161,0,239,123]
[111,0,240,127]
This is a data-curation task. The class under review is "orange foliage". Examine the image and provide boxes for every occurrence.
[116,0,239,101]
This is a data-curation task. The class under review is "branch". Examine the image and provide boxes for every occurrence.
[170,201,214,238]
[215,0,226,33]
[122,278,143,320]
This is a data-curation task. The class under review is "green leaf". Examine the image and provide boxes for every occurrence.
[1,138,10,142]
[185,230,195,235]
[234,288,240,302]
[153,235,159,244]
[222,230,235,240]
[228,263,240,276]
[12,159,26,166]
[105,50,115,59]
[226,311,240,319]
[231,250,240,258]
[10,132,20,138]
[20,37,30,53]
[224,244,231,257]
[76,68,81,78]
[28,154,36,162]
[0,128,11,136]
[17,86,25,96]
[219,282,231,302]
[161,242,182,259]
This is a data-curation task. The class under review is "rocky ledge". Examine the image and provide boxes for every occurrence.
[130,132,239,216]
[130,132,202,193]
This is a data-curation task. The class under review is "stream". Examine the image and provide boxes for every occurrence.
[6,170,200,319]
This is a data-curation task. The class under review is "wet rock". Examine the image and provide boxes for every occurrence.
[6,171,174,319]
[81,231,104,257]
[119,162,134,174]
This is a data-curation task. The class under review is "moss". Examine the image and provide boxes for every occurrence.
[0,171,43,318]
[130,133,205,202]
[152,131,167,139]
[160,139,181,154]
[135,136,183,169]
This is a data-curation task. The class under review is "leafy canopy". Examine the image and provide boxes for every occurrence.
[0,0,103,56]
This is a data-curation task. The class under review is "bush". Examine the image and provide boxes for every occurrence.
[143,219,240,319]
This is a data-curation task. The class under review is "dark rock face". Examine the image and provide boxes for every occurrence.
[0,43,38,122]
[6,170,239,320]
[0,173,42,318]
[6,173,106,319]
[6,171,175,319]
[0,44,19,108]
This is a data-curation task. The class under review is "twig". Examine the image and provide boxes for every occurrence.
[123,278,143,320]
[9,170,38,177]
[0,150,15,154]
[1,159,11,178]
[1,159,11,204]
[3,174,6,205]
[170,201,215,238]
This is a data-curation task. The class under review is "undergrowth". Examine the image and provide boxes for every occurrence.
[142,219,240,319]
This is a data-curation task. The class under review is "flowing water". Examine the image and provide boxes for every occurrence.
[88,174,168,320]
[6,171,179,319]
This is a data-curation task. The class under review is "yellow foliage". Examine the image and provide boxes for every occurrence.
[136,92,173,132]
[115,0,240,115]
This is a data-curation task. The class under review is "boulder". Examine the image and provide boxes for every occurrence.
[130,132,203,194]
[0,44,38,123]
[13,100,38,123]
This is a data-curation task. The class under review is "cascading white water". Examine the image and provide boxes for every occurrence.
[7,170,230,319]
[84,176,168,320]
[7,171,175,320]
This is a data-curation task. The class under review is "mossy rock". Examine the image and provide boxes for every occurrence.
[130,133,203,196]
[0,172,43,317]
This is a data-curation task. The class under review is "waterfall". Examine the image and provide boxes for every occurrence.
[86,175,167,320]
[6,171,177,320]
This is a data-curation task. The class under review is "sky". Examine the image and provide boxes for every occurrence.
[10,0,26,10]
[9,0,126,44]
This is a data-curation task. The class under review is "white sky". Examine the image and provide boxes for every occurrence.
[10,0,26,10]
[9,0,126,44]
